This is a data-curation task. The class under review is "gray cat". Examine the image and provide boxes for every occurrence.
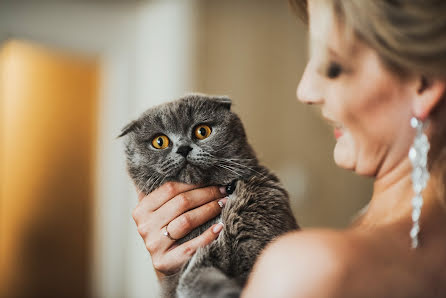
[119,94,299,298]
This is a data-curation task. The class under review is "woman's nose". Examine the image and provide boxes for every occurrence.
[297,60,324,105]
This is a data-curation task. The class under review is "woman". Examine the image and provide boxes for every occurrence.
[132,0,446,296]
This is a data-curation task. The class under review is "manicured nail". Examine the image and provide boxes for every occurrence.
[217,197,228,208]
[213,222,224,233]
[219,186,227,195]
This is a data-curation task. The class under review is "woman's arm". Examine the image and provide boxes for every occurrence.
[132,182,227,280]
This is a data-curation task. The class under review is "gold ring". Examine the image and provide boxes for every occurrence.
[163,225,178,241]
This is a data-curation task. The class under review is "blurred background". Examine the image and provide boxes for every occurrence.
[0,0,372,297]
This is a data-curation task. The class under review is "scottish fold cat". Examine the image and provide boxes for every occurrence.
[120,94,299,297]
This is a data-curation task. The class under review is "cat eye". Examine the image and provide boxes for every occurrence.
[326,61,342,79]
[152,135,170,149]
[194,125,212,140]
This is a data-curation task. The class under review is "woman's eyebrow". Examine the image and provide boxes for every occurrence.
[310,37,344,60]
[327,46,350,62]
[313,46,353,76]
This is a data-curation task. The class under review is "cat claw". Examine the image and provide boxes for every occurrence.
[225,180,237,195]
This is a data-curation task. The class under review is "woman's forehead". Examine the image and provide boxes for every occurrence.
[308,0,333,39]
[308,0,359,61]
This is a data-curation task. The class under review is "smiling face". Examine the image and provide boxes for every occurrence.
[297,0,419,177]
[121,95,258,194]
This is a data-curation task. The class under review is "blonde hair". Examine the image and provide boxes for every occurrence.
[289,0,446,205]
[290,0,446,77]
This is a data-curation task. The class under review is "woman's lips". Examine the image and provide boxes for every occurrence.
[334,127,343,139]
[323,114,344,139]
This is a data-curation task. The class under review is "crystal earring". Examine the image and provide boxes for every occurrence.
[408,117,430,249]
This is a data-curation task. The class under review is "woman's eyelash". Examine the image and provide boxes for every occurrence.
[326,62,342,79]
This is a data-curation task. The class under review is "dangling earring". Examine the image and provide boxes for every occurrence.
[408,117,430,249]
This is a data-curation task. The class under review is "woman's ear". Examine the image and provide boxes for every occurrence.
[412,76,446,120]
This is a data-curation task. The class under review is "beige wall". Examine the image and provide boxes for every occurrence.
[195,0,373,227]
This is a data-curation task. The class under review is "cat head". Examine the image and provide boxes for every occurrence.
[119,94,258,193]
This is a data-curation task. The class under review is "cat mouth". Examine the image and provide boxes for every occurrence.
[180,160,203,171]
[172,159,193,175]
[174,159,209,176]
[167,157,212,180]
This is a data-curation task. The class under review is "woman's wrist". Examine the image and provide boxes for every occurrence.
[155,270,166,282]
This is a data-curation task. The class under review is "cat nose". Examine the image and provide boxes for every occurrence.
[176,145,192,157]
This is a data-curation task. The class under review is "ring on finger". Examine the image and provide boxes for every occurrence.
[163,225,179,241]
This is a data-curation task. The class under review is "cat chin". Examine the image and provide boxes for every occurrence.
[170,164,236,186]
[172,163,204,184]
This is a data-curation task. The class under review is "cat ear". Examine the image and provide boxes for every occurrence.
[213,96,232,110]
[117,120,140,138]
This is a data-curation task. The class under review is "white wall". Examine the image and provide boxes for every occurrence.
[125,3,199,297]
[0,1,198,297]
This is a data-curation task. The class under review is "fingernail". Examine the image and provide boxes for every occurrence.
[219,186,227,195]
[213,222,224,233]
[217,197,228,208]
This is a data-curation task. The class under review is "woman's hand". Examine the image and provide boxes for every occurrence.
[132,182,227,280]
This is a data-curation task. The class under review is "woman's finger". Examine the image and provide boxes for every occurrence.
[160,222,224,272]
[138,182,199,211]
[137,191,145,202]
[156,186,226,228]
[166,197,228,240]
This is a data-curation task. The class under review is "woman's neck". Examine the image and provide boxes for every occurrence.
[355,158,412,227]
[353,155,445,233]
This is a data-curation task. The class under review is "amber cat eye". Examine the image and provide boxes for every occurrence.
[194,125,212,140]
[152,135,170,149]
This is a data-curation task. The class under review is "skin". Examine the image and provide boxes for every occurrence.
[242,1,446,297]
[133,1,446,296]
[132,183,227,280]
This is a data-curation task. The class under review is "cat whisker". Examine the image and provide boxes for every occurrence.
[211,155,256,160]
[139,174,157,193]
[204,153,259,179]
[214,164,244,178]
[217,158,267,178]
[220,162,264,178]
[203,150,256,162]
[139,171,167,193]
[135,173,153,191]
[156,176,167,190]
[219,163,247,177]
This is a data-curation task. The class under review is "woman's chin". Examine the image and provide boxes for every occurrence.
[333,138,378,177]
[333,134,357,171]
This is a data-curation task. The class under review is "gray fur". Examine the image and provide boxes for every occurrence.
[120,94,299,297]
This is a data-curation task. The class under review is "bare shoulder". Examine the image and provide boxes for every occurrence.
[242,229,365,298]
